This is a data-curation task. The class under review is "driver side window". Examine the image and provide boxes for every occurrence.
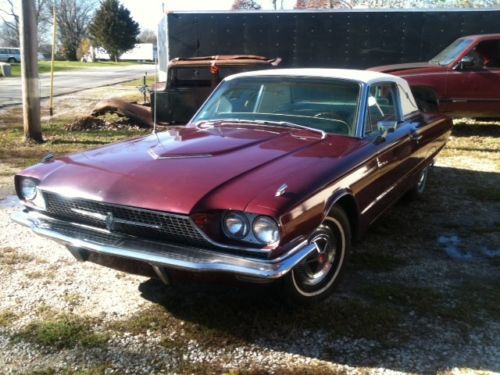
[365,83,398,136]
[474,40,500,68]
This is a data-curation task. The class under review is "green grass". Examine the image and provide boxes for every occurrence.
[0,119,148,170]
[7,61,142,78]
[16,314,108,350]
[125,74,157,88]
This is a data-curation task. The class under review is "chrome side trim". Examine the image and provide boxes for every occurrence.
[11,210,316,279]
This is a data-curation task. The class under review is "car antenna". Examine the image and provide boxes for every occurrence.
[152,43,158,135]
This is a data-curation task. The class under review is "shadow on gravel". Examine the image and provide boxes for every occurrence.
[137,165,499,374]
[452,123,500,138]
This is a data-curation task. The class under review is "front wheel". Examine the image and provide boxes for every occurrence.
[7,57,17,63]
[281,206,351,304]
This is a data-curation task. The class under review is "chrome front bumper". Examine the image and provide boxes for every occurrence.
[11,209,317,279]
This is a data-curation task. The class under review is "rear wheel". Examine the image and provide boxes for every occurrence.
[282,206,350,304]
[7,57,17,63]
[406,165,430,200]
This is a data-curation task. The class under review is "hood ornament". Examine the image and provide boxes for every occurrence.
[275,183,288,197]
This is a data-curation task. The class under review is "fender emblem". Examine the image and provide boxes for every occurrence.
[275,183,288,197]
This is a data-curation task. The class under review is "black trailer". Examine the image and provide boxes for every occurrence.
[157,8,500,76]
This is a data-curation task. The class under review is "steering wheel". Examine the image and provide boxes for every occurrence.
[313,112,350,135]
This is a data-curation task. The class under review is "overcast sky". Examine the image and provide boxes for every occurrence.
[120,0,296,32]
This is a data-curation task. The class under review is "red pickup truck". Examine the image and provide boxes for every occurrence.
[369,34,500,118]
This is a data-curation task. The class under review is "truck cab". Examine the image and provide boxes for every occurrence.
[151,55,281,124]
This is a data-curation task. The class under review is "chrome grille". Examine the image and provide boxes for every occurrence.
[42,191,209,247]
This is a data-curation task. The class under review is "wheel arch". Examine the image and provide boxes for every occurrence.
[325,191,359,240]
[411,86,440,112]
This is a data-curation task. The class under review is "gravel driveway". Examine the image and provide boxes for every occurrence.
[0,96,498,374]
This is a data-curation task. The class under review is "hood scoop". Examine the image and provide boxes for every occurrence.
[148,126,282,159]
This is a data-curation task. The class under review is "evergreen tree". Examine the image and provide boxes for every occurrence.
[89,0,139,61]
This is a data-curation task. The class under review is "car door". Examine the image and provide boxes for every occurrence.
[355,82,417,225]
[445,39,500,117]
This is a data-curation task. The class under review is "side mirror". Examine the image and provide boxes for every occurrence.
[377,120,397,134]
[456,55,475,70]
[374,120,397,144]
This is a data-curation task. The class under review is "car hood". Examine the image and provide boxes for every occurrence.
[368,62,445,74]
[22,124,335,215]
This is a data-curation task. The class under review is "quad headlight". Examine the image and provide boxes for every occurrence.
[20,178,38,200]
[223,211,249,239]
[253,216,280,244]
[222,211,280,246]
[17,177,45,210]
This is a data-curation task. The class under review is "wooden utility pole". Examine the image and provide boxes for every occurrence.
[20,0,42,143]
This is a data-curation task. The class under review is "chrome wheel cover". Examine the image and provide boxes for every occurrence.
[291,217,346,297]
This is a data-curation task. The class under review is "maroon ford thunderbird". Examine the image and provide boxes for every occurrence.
[12,69,452,303]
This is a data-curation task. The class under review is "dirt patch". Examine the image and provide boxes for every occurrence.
[64,115,146,132]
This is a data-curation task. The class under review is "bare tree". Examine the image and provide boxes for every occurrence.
[53,0,96,60]
[0,0,52,46]
[272,0,285,9]
[231,0,262,10]
[138,29,157,44]
[0,0,20,45]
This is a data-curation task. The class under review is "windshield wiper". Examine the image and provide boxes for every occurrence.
[196,119,326,139]
[251,120,326,139]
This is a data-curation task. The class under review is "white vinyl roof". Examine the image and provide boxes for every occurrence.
[226,68,402,85]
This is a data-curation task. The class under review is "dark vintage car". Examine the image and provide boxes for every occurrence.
[12,69,452,303]
[369,34,500,118]
[151,55,281,124]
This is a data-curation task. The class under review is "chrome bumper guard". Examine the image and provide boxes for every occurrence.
[11,210,317,279]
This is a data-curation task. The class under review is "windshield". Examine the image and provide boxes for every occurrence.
[191,76,361,136]
[430,38,473,66]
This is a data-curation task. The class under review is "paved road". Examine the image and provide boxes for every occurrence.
[0,64,155,108]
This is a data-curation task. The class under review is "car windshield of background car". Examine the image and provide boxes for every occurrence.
[430,38,474,66]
